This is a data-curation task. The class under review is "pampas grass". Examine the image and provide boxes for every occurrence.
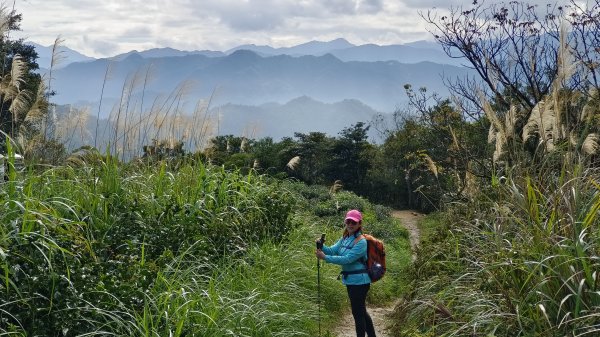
[522,99,557,152]
[287,156,300,170]
[421,153,438,179]
[480,91,507,162]
[582,133,599,155]
[329,179,343,194]
[483,24,598,162]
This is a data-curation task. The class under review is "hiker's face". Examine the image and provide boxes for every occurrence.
[345,219,360,234]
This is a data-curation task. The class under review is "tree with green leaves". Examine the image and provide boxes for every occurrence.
[0,7,46,148]
[327,122,373,192]
[288,132,334,184]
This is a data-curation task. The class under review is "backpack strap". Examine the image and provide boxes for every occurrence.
[353,234,368,266]
[353,234,365,246]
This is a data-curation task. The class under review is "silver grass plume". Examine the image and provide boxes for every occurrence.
[0,6,10,37]
[421,153,438,179]
[5,55,31,121]
[329,180,343,194]
[479,91,506,162]
[24,80,47,126]
[582,133,599,156]
[286,156,300,170]
[504,105,518,138]
[552,23,577,141]
[523,99,556,152]
[50,36,66,68]
[240,137,248,153]
[464,161,477,198]
[46,36,65,103]
[581,88,598,123]
[487,123,496,144]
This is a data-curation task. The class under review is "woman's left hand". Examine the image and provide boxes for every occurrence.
[315,249,326,260]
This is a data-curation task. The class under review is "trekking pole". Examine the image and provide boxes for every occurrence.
[316,233,326,337]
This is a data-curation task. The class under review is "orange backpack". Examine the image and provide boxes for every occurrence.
[354,233,386,282]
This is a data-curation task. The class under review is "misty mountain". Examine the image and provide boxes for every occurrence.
[223,38,459,65]
[56,96,382,156]
[32,38,459,69]
[216,96,381,141]
[226,38,355,56]
[44,49,472,116]
[109,48,225,61]
[29,42,95,69]
[329,44,461,65]
[31,39,474,145]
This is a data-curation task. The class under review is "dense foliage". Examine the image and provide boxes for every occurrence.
[1,146,293,335]
[0,142,411,336]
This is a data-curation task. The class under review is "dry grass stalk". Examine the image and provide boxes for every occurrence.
[449,125,460,151]
[463,162,477,198]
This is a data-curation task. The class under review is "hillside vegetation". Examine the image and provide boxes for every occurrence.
[0,147,411,336]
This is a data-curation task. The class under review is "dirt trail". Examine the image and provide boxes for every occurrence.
[334,210,422,337]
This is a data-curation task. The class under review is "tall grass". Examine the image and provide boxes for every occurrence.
[1,150,412,336]
[0,154,295,335]
[391,23,600,336]
[394,161,600,336]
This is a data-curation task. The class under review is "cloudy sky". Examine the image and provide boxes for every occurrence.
[13,0,571,58]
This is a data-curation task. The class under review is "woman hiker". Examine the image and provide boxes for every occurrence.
[315,209,376,337]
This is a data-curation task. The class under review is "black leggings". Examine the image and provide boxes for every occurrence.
[346,284,376,337]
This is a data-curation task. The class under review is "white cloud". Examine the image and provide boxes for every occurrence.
[12,0,446,57]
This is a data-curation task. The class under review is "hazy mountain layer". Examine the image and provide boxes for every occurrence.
[44,49,470,116]
[32,39,472,144]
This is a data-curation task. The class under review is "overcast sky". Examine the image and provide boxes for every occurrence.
[13,0,573,58]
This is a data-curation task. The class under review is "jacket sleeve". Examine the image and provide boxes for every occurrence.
[321,238,342,255]
[324,238,366,265]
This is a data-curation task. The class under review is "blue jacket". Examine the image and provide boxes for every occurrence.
[322,232,371,285]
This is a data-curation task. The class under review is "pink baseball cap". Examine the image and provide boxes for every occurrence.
[345,209,362,222]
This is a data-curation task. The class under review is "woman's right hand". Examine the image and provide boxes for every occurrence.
[315,249,326,260]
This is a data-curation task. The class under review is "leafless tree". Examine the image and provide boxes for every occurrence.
[423,1,567,118]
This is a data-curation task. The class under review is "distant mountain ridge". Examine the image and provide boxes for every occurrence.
[41,48,471,115]
[30,38,461,69]
[211,96,381,141]
[29,42,95,69]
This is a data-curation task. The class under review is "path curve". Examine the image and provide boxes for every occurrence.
[334,210,422,337]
